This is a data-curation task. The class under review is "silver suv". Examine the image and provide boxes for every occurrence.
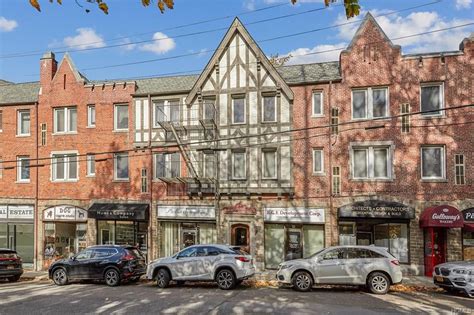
[146,244,255,290]
[433,261,474,298]
[276,245,402,294]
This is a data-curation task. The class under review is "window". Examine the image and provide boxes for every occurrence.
[0,110,2,132]
[312,91,323,116]
[114,153,129,180]
[87,105,95,127]
[178,247,197,258]
[262,149,277,179]
[401,103,410,133]
[17,110,30,136]
[141,168,148,193]
[322,249,344,260]
[0,158,3,179]
[232,96,245,124]
[374,223,408,263]
[421,146,445,180]
[154,153,180,178]
[262,95,276,122]
[203,99,215,120]
[232,151,246,179]
[41,123,47,146]
[455,154,465,185]
[114,104,129,131]
[352,87,388,119]
[331,108,339,134]
[52,153,78,181]
[17,156,30,182]
[312,149,324,174]
[154,100,179,125]
[54,107,77,133]
[86,154,95,177]
[421,83,444,116]
[332,166,341,195]
[203,153,214,178]
[352,146,391,179]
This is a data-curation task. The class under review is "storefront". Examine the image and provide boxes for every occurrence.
[419,205,464,276]
[338,200,415,264]
[88,203,149,255]
[0,205,35,265]
[157,205,216,257]
[462,207,474,261]
[264,207,325,269]
[42,205,88,268]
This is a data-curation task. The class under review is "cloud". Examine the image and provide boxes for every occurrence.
[120,38,136,51]
[63,28,105,49]
[0,17,18,32]
[139,32,175,54]
[286,43,346,64]
[456,0,472,9]
[244,0,256,10]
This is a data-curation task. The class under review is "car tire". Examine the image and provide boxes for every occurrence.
[216,269,236,290]
[52,268,68,286]
[104,269,121,287]
[292,271,313,292]
[156,269,170,288]
[367,272,390,295]
[8,275,21,282]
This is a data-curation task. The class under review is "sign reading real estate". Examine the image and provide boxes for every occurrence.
[264,208,325,223]
[157,206,215,220]
[0,205,34,220]
[43,205,88,222]
[338,200,415,219]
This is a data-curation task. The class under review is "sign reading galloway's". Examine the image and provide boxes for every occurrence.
[338,200,415,219]
[264,208,325,223]
[157,206,215,220]
[0,205,34,220]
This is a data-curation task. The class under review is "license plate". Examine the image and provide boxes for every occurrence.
[7,265,14,270]
[435,276,443,282]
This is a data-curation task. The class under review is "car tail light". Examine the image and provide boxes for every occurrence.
[122,254,135,261]
[390,260,400,266]
[235,256,250,262]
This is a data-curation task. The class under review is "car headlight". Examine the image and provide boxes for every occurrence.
[454,269,467,274]
[468,270,474,276]
[280,264,291,270]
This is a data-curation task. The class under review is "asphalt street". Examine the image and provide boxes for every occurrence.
[0,280,472,315]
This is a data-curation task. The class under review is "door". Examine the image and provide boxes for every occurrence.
[182,229,197,248]
[424,228,447,276]
[69,249,94,279]
[172,246,203,280]
[231,224,250,254]
[197,246,220,280]
[356,232,372,246]
[285,228,302,261]
[316,248,348,284]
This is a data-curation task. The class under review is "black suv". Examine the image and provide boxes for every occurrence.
[48,245,146,287]
[0,248,23,282]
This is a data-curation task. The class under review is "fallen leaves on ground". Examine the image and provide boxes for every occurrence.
[390,284,444,293]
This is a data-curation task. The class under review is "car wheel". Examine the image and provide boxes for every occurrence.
[292,271,313,292]
[216,269,236,290]
[52,268,68,286]
[367,272,390,295]
[156,269,170,288]
[8,275,21,282]
[104,269,121,287]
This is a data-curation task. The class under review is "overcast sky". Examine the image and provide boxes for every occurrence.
[0,0,473,83]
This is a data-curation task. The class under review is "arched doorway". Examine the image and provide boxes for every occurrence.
[231,224,250,254]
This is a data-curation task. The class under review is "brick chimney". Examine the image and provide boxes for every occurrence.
[40,51,57,89]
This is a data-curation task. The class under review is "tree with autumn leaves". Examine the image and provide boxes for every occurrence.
[29,0,360,19]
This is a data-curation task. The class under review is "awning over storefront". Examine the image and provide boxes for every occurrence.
[88,203,149,221]
[419,205,464,228]
[462,208,474,231]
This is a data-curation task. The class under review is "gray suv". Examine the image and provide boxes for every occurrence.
[433,261,474,298]
[276,245,402,294]
[146,244,255,290]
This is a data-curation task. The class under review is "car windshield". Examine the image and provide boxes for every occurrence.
[305,248,326,259]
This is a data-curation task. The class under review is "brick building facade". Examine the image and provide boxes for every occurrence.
[0,14,472,275]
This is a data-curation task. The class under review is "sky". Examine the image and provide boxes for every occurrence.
[0,0,473,83]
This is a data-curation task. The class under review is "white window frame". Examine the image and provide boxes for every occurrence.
[203,153,214,178]
[153,153,181,178]
[420,82,444,117]
[351,146,392,180]
[17,156,30,183]
[153,99,180,127]
[312,91,324,117]
[114,152,129,181]
[421,146,446,180]
[86,154,95,177]
[262,95,277,123]
[114,104,129,131]
[51,151,79,182]
[312,148,324,175]
[351,87,389,120]
[87,105,96,128]
[53,106,77,134]
[232,97,246,125]
[232,151,246,180]
[262,149,277,179]
[17,110,31,136]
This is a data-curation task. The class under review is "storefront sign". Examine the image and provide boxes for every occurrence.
[338,200,415,219]
[43,205,88,222]
[0,205,34,220]
[88,203,149,221]
[222,202,257,215]
[264,208,325,223]
[158,206,215,220]
[463,208,474,222]
[420,205,464,228]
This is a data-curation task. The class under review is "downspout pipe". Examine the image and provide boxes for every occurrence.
[34,101,39,270]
